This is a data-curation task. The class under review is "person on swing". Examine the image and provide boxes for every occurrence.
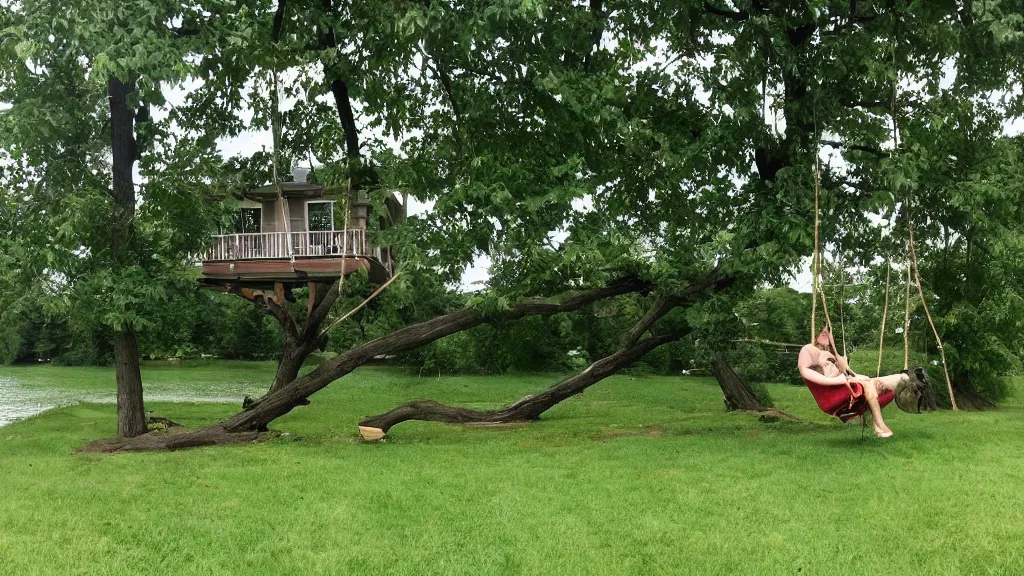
[798,328,911,438]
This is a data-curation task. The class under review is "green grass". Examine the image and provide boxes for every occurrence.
[1,362,1023,575]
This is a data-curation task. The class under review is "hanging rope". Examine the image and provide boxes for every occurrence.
[810,153,838,355]
[762,60,769,134]
[321,272,401,336]
[903,259,911,371]
[268,64,295,261]
[836,250,848,357]
[876,262,891,377]
[270,69,281,196]
[818,281,836,346]
[811,151,821,341]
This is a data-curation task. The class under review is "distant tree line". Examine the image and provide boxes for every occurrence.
[11,276,1013,403]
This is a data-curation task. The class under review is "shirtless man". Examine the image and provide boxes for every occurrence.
[798,328,910,438]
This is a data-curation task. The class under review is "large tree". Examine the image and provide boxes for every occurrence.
[0,0,229,436]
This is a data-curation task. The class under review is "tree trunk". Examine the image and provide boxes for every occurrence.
[950,382,995,411]
[108,74,147,438]
[114,325,146,437]
[246,281,339,395]
[711,357,768,412]
[272,345,310,393]
[358,332,677,436]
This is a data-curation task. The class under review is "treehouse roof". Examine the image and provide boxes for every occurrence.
[242,182,341,201]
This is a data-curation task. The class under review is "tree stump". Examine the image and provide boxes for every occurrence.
[358,426,386,442]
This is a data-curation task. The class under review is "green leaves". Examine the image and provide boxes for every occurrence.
[0,0,233,342]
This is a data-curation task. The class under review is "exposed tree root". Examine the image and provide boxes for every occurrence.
[749,409,801,423]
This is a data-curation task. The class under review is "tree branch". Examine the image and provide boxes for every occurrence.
[703,2,749,21]
[359,331,679,434]
[223,275,657,431]
[319,0,361,160]
[622,296,676,348]
[821,139,889,159]
[357,269,736,436]
[272,0,286,43]
[241,289,299,342]
[303,280,340,340]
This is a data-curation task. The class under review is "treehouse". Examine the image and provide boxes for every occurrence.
[198,168,401,292]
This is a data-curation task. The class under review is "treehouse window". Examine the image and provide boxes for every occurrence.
[235,207,261,234]
[306,201,334,232]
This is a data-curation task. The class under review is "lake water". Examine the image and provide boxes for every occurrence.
[0,370,266,428]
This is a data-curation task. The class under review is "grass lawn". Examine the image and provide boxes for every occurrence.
[1,362,1022,575]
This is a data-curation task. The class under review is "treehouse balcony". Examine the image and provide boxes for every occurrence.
[204,230,368,261]
[198,169,400,290]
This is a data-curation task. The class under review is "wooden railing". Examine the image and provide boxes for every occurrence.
[204,230,367,261]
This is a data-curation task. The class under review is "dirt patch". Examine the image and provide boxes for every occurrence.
[591,424,665,441]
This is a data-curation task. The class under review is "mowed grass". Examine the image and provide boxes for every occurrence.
[1,362,1023,576]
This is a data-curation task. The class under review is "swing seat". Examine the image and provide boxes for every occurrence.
[802,379,895,422]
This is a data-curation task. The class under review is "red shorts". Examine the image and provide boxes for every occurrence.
[803,379,895,422]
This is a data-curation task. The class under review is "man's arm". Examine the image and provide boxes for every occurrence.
[838,356,875,382]
[835,355,852,374]
[797,345,850,387]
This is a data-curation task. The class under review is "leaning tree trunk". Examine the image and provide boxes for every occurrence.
[247,281,340,395]
[358,282,750,438]
[711,357,769,412]
[108,74,147,438]
[224,277,666,432]
[358,332,677,438]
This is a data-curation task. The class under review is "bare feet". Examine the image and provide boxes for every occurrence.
[874,423,893,438]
